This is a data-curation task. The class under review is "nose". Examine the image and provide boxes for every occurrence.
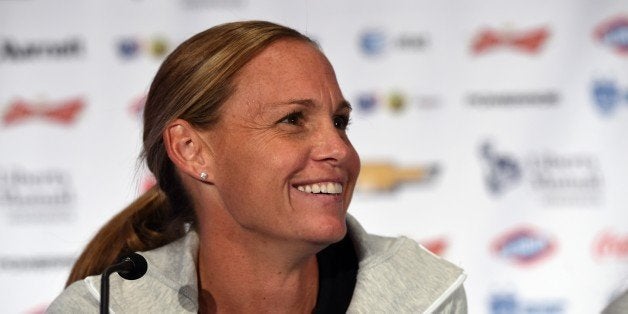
[311,123,355,165]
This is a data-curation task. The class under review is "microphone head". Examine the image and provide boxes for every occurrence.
[118,252,148,280]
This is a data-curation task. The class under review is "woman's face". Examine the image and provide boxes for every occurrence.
[202,39,360,246]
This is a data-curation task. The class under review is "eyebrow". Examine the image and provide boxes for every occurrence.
[279,98,352,111]
[339,100,353,111]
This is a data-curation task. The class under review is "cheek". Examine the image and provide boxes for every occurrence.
[212,140,261,199]
[213,150,270,222]
[217,139,307,195]
[264,145,310,184]
[214,141,311,223]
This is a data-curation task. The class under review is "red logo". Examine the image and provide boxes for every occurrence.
[593,15,628,55]
[471,26,550,55]
[593,230,628,260]
[2,97,85,126]
[491,226,556,266]
[421,237,448,256]
[25,303,48,314]
[128,93,147,120]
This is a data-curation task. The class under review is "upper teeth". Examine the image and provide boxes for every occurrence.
[296,182,343,194]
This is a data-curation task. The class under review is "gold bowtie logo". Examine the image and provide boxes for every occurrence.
[356,162,439,192]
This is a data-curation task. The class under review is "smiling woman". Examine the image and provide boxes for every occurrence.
[46,21,467,313]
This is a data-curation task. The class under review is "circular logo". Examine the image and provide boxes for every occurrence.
[359,30,386,56]
[149,37,169,58]
[118,38,140,59]
[357,93,378,113]
[387,91,407,112]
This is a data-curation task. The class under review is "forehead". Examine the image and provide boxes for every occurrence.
[240,39,333,80]
[227,39,341,108]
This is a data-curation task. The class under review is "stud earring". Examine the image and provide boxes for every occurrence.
[199,172,208,181]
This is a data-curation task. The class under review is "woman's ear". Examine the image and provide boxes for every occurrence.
[163,119,215,183]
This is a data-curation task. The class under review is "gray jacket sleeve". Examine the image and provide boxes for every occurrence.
[603,289,628,314]
[432,286,467,313]
[46,280,99,313]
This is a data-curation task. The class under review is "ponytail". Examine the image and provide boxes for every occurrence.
[65,186,188,286]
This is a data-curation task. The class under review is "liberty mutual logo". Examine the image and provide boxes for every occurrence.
[479,141,522,195]
[477,140,604,206]
[0,167,76,223]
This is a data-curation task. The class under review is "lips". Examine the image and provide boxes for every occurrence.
[295,182,343,194]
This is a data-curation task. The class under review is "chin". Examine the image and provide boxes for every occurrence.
[304,214,348,245]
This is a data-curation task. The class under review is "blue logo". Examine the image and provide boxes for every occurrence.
[490,293,565,314]
[357,93,378,112]
[592,79,628,115]
[490,294,518,314]
[480,142,522,195]
[358,29,428,57]
[118,38,141,59]
[359,30,387,56]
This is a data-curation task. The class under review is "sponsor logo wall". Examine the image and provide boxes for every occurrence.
[1,1,626,313]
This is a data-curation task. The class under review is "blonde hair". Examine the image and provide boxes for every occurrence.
[66,21,314,286]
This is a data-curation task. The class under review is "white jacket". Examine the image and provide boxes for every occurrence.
[47,215,467,313]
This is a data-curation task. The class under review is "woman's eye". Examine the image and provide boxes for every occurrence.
[279,111,304,125]
[333,115,350,130]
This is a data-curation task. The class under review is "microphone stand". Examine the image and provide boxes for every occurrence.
[99,253,147,314]
[100,257,132,314]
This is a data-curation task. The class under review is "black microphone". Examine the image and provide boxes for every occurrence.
[100,252,148,314]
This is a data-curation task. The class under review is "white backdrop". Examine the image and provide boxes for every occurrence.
[1,1,627,313]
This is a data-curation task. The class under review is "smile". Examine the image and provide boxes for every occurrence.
[295,182,343,194]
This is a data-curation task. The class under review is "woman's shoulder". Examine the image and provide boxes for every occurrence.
[46,279,99,313]
[46,231,200,313]
[346,214,467,313]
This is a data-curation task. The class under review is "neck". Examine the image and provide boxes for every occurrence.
[189,187,329,313]
[196,230,320,314]
[193,203,324,314]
